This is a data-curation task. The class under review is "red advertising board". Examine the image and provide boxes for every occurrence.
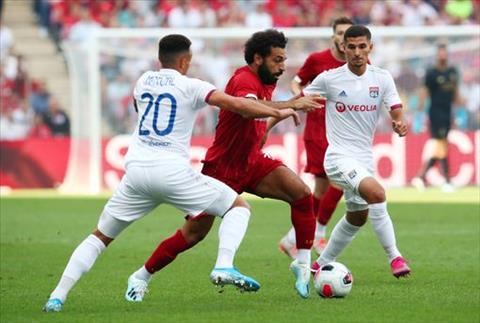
[1,131,478,190]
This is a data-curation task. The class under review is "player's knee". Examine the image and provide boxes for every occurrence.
[186,230,209,245]
[92,229,114,247]
[346,211,368,226]
[293,183,312,201]
[232,196,250,211]
[182,224,210,245]
[368,188,386,204]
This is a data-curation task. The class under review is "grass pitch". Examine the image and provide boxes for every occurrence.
[1,188,479,323]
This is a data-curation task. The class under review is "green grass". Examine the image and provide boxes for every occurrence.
[1,195,479,323]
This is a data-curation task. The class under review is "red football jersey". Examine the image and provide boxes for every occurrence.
[296,49,345,140]
[203,66,275,171]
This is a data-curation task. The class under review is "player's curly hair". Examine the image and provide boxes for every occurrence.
[244,29,288,64]
[158,34,191,66]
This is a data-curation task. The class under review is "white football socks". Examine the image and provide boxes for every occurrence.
[317,215,360,266]
[50,234,106,302]
[214,207,250,268]
[369,202,401,262]
[285,227,296,244]
[132,265,152,282]
[315,223,327,240]
[296,249,311,264]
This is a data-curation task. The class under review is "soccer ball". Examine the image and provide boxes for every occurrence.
[313,262,353,298]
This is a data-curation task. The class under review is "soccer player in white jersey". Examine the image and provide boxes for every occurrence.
[43,34,304,312]
[303,25,411,278]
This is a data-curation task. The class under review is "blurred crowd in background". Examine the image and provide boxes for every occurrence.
[1,0,479,139]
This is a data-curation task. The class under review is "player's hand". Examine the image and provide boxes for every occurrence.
[292,94,324,112]
[279,108,301,126]
[392,120,408,137]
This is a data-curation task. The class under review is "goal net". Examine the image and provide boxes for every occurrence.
[60,26,480,194]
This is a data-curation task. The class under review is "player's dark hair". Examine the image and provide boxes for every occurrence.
[244,29,287,64]
[158,34,191,66]
[437,43,447,50]
[332,17,353,32]
[344,25,371,41]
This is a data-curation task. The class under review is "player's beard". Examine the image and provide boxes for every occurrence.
[334,41,344,55]
[258,62,279,85]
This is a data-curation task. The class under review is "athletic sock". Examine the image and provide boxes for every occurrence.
[132,266,152,282]
[214,207,250,268]
[317,185,343,225]
[296,248,311,264]
[420,157,438,179]
[439,158,450,183]
[285,226,296,245]
[290,194,315,250]
[315,222,327,240]
[144,230,190,274]
[369,202,401,262]
[50,234,106,302]
[317,216,360,265]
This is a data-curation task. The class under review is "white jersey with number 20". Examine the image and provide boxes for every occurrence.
[125,68,215,167]
[304,64,402,165]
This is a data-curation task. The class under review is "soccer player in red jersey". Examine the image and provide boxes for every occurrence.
[126,29,322,299]
[279,17,353,257]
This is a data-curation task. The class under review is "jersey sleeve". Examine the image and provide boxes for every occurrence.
[133,72,148,100]
[231,75,260,99]
[302,72,328,97]
[383,72,402,110]
[296,54,316,85]
[190,78,216,110]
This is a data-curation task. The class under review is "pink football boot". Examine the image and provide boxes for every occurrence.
[391,256,411,278]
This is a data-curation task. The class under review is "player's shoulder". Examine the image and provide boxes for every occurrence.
[367,65,395,81]
[448,66,459,74]
[231,66,260,86]
[306,49,331,62]
[320,64,346,79]
[367,64,391,75]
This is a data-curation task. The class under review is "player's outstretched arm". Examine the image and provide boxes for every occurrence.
[207,90,300,123]
[259,94,323,112]
[390,108,408,137]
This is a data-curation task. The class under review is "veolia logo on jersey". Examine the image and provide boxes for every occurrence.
[335,102,346,112]
[335,101,377,113]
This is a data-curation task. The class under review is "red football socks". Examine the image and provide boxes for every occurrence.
[317,186,343,225]
[145,230,191,274]
[290,194,315,249]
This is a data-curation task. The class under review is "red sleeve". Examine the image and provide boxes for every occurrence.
[230,74,260,99]
[204,89,215,103]
[296,54,317,86]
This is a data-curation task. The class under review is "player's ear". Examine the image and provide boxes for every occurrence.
[253,53,263,66]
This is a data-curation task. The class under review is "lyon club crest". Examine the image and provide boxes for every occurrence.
[369,86,379,98]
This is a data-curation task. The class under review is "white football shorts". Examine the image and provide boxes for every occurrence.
[324,156,373,212]
[97,159,237,238]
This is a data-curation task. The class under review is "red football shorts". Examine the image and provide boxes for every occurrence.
[304,139,329,178]
[202,153,284,194]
